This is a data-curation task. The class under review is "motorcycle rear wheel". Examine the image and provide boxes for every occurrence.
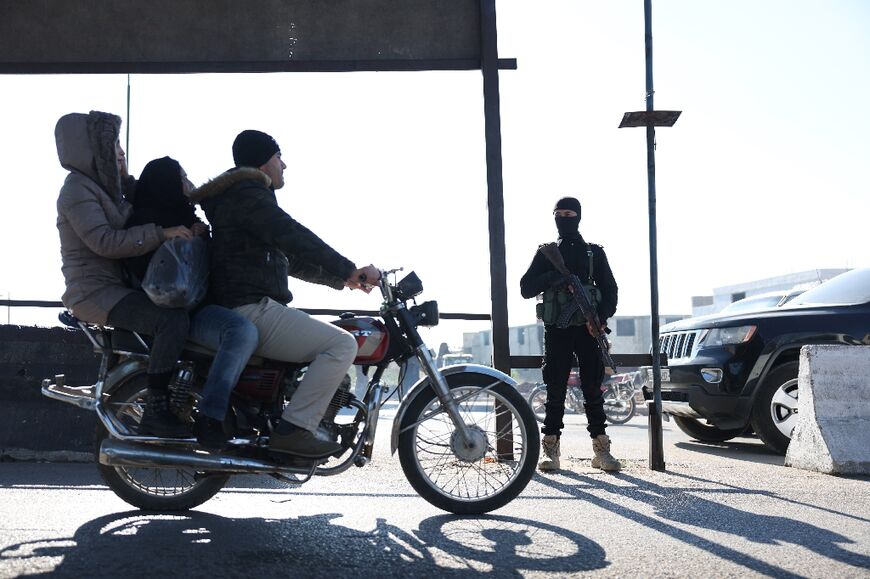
[603,389,636,425]
[94,373,228,511]
[398,375,539,515]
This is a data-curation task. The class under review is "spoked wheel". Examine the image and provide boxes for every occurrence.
[397,374,539,514]
[603,386,636,425]
[95,373,228,511]
[527,385,548,423]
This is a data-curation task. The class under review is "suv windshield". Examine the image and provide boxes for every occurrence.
[784,268,870,307]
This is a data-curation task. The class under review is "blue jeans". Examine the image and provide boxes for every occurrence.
[188,305,259,421]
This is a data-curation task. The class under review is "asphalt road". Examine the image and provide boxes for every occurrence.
[1,404,869,578]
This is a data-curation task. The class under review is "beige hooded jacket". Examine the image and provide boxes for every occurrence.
[55,111,164,324]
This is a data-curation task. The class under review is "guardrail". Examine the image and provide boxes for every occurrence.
[0,299,662,369]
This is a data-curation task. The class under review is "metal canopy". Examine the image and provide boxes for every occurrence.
[0,0,515,73]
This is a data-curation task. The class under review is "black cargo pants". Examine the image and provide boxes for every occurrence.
[541,324,607,438]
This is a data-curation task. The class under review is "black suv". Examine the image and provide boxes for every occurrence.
[648,268,870,454]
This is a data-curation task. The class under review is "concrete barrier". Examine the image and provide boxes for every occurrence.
[785,344,870,475]
[0,325,100,460]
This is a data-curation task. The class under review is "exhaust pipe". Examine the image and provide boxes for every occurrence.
[99,439,314,476]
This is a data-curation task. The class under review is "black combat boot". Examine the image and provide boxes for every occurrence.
[139,390,191,438]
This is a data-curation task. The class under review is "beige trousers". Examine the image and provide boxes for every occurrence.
[234,298,358,432]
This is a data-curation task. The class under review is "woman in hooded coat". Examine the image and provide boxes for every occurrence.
[55,111,193,438]
[125,156,259,449]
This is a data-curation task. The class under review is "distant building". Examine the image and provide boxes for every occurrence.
[690,269,850,317]
[463,313,688,382]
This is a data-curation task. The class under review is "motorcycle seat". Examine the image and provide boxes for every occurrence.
[60,311,265,365]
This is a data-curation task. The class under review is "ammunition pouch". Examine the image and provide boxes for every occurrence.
[536,286,601,326]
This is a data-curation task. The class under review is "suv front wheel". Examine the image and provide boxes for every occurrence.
[672,416,744,442]
[750,361,799,454]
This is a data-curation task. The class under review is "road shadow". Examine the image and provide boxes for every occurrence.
[535,470,870,577]
[0,510,606,578]
[673,440,785,465]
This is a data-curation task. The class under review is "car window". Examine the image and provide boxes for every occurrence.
[784,269,870,306]
[722,295,782,314]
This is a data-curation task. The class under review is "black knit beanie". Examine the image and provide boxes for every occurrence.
[553,196,582,219]
[232,130,280,168]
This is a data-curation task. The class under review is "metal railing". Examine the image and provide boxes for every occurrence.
[0,299,661,369]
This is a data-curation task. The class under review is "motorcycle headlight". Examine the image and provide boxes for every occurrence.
[700,325,756,347]
[409,300,439,327]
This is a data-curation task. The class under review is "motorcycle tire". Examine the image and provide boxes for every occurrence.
[398,374,539,515]
[527,385,548,424]
[603,393,636,425]
[94,373,229,511]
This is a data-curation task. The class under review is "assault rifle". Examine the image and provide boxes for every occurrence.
[538,242,617,372]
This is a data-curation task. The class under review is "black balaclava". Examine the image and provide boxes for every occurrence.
[232,130,280,168]
[553,196,581,238]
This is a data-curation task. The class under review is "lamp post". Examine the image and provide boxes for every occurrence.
[618,0,680,471]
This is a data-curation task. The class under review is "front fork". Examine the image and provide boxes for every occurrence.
[415,345,476,447]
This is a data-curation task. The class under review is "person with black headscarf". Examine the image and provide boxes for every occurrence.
[520,197,621,473]
[126,156,260,450]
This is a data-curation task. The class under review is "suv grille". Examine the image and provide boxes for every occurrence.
[660,331,698,360]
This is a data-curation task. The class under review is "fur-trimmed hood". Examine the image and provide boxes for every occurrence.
[55,111,125,202]
[188,167,271,204]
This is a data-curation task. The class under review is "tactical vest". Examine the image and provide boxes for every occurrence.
[535,245,601,326]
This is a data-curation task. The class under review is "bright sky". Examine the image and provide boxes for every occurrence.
[1,1,868,350]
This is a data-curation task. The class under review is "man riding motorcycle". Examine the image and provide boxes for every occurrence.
[188,129,378,458]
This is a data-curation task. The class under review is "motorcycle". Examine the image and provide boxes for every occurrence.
[42,269,539,515]
[527,370,636,425]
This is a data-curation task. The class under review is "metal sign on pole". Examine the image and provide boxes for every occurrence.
[618,0,680,471]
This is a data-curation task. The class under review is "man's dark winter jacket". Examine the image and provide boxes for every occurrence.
[189,168,356,309]
[520,232,618,322]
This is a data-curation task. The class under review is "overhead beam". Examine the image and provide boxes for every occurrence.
[0,0,502,73]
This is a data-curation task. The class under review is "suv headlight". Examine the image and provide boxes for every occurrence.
[700,325,756,347]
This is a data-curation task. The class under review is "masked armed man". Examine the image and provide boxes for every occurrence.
[520,197,620,472]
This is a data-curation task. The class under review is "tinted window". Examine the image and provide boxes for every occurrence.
[785,269,870,306]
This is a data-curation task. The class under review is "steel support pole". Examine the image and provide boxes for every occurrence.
[644,0,666,471]
[480,0,513,459]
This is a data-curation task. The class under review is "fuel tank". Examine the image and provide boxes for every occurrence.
[333,317,390,365]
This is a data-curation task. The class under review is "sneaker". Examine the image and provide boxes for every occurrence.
[591,434,621,471]
[194,415,228,451]
[139,391,191,438]
[269,427,342,458]
[539,434,561,472]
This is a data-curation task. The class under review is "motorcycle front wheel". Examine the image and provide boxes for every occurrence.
[397,375,539,515]
[94,373,228,511]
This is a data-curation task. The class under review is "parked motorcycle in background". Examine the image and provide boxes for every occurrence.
[42,268,539,515]
[527,370,637,425]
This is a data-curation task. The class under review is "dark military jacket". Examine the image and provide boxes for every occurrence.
[190,168,356,309]
[519,231,618,322]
